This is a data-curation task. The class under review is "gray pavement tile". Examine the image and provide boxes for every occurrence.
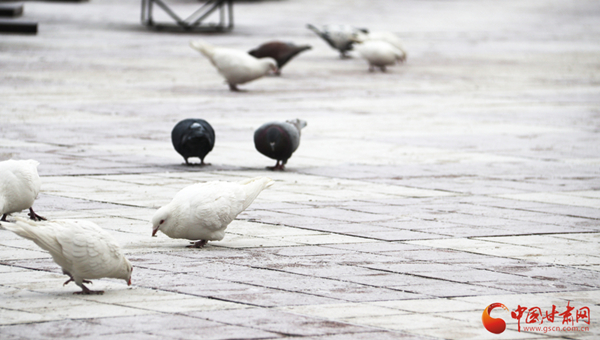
[324,242,430,253]
[472,280,596,294]
[192,288,344,308]
[297,331,429,340]
[148,325,282,340]
[186,308,377,337]
[394,281,514,298]
[87,314,222,332]
[250,245,354,257]
[0,319,121,340]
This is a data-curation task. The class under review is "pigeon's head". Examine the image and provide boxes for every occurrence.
[262,58,278,74]
[286,119,307,132]
[151,207,170,237]
[124,260,133,286]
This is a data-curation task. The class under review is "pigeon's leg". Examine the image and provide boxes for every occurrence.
[267,160,284,171]
[198,158,211,167]
[229,83,240,92]
[187,240,208,248]
[0,214,7,222]
[380,65,387,72]
[368,65,375,72]
[63,273,92,286]
[28,208,46,221]
[74,283,104,295]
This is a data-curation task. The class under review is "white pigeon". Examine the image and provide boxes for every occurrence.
[189,40,278,91]
[354,31,407,62]
[0,218,133,295]
[0,159,45,222]
[307,24,368,58]
[151,177,274,248]
[355,40,406,72]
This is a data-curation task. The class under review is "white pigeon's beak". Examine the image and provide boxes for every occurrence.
[152,225,160,237]
[128,277,132,286]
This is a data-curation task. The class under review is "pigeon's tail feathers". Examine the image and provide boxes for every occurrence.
[190,40,215,58]
[1,218,62,255]
[306,24,323,37]
[1,217,40,239]
[299,45,312,52]
[306,24,319,32]
[240,177,273,210]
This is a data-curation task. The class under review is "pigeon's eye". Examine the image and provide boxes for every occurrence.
[160,220,165,225]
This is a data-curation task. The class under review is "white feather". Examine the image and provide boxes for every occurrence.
[0,218,132,292]
[152,177,273,243]
[0,159,41,218]
[190,40,277,90]
[355,31,407,61]
[355,40,406,70]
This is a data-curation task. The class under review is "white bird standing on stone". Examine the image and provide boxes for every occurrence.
[354,40,406,72]
[151,177,274,248]
[0,159,45,222]
[354,31,407,62]
[189,40,278,91]
[0,218,133,295]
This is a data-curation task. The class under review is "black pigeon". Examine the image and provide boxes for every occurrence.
[248,41,311,75]
[254,119,307,170]
[171,119,215,166]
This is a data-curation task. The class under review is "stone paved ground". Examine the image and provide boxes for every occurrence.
[1,0,600,339]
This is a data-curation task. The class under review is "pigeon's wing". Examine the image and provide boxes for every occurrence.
[189,182,246,228]
[55,220,121,280]
[212,49,262,84]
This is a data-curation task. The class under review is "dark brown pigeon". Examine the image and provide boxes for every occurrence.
[254,119,307,170]
[248,41,311,75]
[171,119,215,166]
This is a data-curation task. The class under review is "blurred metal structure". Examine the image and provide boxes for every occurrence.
[141,0,233,32]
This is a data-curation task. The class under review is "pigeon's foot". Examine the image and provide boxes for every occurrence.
[0,214,7,222]
[74,283,103,295]
[267,165,285,171]
[63,277,92,286]
[187,240,208,248]
[28,208,46,221]
[267,161,285,171]
[190,160,211,167]
[229,83,243,92]
[380,65,387,72]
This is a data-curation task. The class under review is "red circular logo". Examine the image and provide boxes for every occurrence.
[482,303,509,334]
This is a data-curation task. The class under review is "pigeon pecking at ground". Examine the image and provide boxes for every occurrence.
[354,40,406,72]
[151,177,274,248]
[0,218,133,295]
[248,41,312,75]
[171,118,215,166]
[254,119,307,171]
[0,159,45,222]
[306,24,368,58]
[190,40,278,91]
[353,31,407,62]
